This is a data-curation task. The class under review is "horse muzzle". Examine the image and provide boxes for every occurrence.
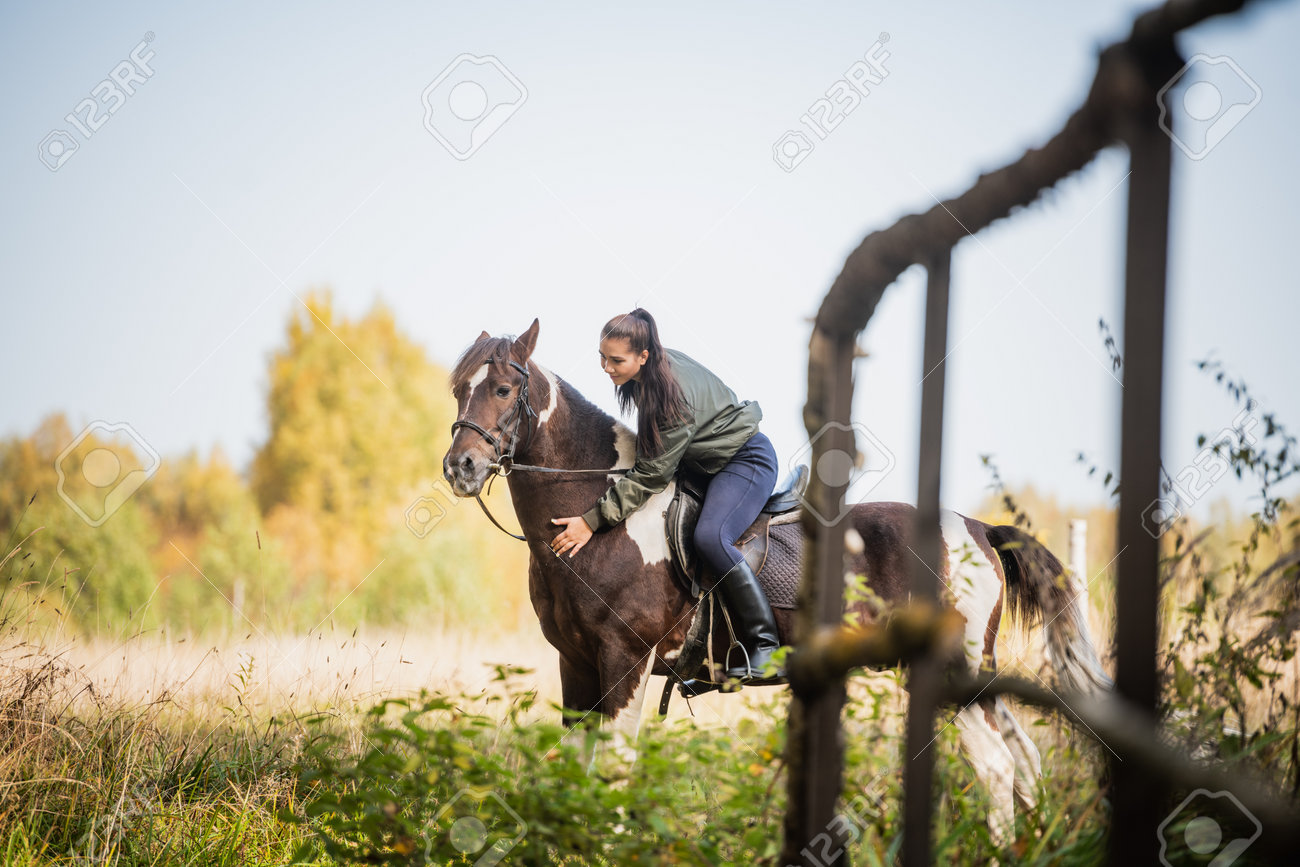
[443,450,490,497]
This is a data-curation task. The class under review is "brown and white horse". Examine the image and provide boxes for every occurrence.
[441,320,1110,840]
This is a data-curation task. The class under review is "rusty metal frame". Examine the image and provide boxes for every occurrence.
[779,1,1290,864]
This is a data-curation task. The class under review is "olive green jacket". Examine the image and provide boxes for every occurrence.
[582,348,762,531]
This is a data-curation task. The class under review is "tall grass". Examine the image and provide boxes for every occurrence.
[2,500,1295,866]
[0,566,574,867]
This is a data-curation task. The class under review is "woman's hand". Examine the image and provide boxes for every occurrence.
[550,516,594,558]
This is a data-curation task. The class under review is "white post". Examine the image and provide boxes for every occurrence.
[1069,519,1087,582]
[1068,519,1091,619]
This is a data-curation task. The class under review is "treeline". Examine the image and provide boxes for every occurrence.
[0,293,529,637]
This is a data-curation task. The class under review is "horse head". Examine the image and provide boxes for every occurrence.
[443,318,541,497]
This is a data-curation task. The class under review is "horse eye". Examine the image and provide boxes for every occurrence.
[496,386,512,397]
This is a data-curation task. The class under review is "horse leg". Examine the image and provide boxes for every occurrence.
[600,650,654,766]
[992,696,1042,810]
[558,655,602,769]
[954,703,1017,847]
[944,513,1020,844]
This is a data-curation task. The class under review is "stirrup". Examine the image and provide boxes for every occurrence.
[724,643,760,686]
[725,644,786,684]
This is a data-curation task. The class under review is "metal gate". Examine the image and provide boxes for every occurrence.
[780,0,1300,863]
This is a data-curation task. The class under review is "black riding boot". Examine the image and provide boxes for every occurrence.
[718,559,783,681]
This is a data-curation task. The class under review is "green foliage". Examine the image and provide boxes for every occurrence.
[289,665,781,864]
[0,291,531,636]
[288,667,1119,866]
[1155,365,1300,799]
[0,414,157,636]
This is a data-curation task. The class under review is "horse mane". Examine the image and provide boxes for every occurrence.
[556,373,625,435]
[449,336,513,396]
[449,332,627,462]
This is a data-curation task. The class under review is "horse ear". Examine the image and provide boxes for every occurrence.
[512,318,540,364]
[477,330,491,342]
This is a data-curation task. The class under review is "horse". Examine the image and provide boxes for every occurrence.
[441,319,1111,841]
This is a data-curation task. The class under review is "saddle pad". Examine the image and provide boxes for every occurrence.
[758,520,802,610]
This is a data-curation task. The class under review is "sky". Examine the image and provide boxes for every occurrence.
[3,0,1297,525]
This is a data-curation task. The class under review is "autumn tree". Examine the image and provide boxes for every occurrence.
[0,414,156,634]
[249,291,529,627]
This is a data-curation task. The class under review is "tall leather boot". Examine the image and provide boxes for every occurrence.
[717,559,783,681]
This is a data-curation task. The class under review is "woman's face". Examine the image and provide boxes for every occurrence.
[599,337,649,386]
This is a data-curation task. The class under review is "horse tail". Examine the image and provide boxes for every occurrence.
[985,523,1112,696]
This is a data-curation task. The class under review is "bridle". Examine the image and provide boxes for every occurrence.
[450,356,618,541]
[450,358,537,479]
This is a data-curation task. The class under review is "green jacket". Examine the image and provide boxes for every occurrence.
[583,348,762,531]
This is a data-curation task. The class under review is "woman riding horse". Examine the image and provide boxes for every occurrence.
[549,308,783,681]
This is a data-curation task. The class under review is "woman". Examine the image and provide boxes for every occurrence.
[550,308,782,681]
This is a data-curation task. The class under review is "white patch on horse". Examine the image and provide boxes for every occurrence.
[994,695,1043,809]
[561,723,597,772]
[609,654,655,765]
[612,423,636,469]
[610,423,673,566]
[844,527,865,555]
[534,364,560,424]
[954,704,1017,845]
[625,486,674,566]
[466,362,490,398]
[940,510,1002,673]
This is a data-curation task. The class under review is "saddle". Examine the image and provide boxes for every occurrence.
[665,464,808,599]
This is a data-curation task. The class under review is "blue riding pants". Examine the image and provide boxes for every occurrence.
[693,431,780,578]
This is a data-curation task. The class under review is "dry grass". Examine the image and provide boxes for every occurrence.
[0,619,801,745]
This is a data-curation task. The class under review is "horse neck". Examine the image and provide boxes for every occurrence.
[506,363,633,537]
[515,363,630,472]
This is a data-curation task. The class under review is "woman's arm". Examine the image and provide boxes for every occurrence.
[581,420,693,531]
[550,420,694,558]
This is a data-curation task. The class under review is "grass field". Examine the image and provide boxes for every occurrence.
[0,606,1111,866]
[0,575,1291,865]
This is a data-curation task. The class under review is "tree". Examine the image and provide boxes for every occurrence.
[249,291,529,627]
[0,414,156,635]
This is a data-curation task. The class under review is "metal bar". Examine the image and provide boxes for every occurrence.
[783,331,855,866]
[946,670,1300,857]
[902,250,952,867]
[1108,42,1174,863]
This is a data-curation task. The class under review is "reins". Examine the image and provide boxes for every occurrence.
[451,357,625,542]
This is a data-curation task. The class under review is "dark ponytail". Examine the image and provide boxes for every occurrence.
[601,308,691,456]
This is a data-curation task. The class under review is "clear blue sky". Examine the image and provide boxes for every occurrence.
[3,0,1296,521]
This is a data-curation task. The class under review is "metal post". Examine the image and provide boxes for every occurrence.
[902,249,952,867]
[783,331,855,866]
[1109,41,1175,864]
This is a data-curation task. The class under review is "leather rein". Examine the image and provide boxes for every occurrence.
[450,357,621,541]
